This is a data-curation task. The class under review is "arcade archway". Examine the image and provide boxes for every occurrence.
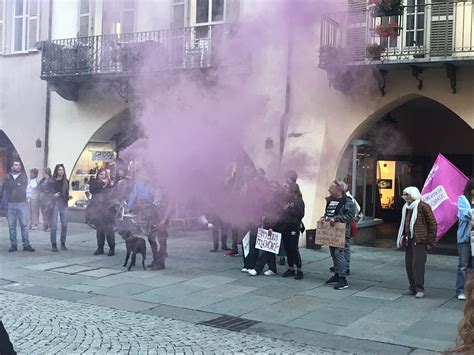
[336,97,474,252]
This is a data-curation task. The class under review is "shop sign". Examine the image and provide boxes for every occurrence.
[91,151,115,162]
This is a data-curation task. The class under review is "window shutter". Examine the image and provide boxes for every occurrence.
[347,0,367,61]
[0,0,4,53]
[225,0,240,23]
[429,0,454,56]
[27,0,39,49]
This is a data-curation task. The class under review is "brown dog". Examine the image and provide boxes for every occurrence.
[121,231,147,271]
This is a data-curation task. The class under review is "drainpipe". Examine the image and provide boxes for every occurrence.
[279,27,293,162]
[43,0,53,168]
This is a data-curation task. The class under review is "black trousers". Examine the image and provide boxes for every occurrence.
[255,250,277,274]
[242,227,259,269]
[0,321,16,355]
[96,222,115,249]
[405,240,427,292]
[148,228,168,266]
[282,223,302,269]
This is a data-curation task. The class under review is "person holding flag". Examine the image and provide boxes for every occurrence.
[456,178,474,301]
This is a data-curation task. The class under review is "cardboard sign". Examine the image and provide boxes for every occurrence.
[315,221,346,248]
[242,231,250,258]
[255,228,282,254]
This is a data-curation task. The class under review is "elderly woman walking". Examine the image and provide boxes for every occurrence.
[396,186,437,299]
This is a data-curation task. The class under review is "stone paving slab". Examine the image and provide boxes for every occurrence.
[300,285,359,299]
[182,275,236,288]
[80,295,155,312]
[198,284,257,298]
[161,292,226,310]
[92,283,155,297]
[287,317,346,334]
[141,305,219,324]
[353,286,404,301]
[132,284,205,304]
[62,283,107,294]
[297,306,373,327]
[241,302,311,325]
[200,294,280,317]
[23,261,72,271]
[77,268,124,278]
[50,265,97,275]
[8,285,95,302]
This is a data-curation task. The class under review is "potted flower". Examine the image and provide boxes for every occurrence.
[369,0,403,17]
[366,43,385,60]
[373,22,401,37]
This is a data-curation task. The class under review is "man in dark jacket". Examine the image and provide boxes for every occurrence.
[323,180,354,290]
[2,160,35,252]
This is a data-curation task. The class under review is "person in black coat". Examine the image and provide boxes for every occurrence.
[89,169,116,256]
[281,182,305,280]
[0,320,16,354]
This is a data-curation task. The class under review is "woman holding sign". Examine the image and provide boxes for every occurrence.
[281,182,305,280]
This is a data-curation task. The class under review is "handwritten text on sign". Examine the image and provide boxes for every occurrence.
[315,221,346,248]
[255,228,282,254]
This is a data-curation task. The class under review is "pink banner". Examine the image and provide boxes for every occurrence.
[421,154,469,241]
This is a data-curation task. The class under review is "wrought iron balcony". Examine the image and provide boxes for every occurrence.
[319,1,474,69]
[41,24,236,80]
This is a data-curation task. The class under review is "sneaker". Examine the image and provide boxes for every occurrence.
[209,249,218,253]
[329,266,335,272]
[51,244,59,252]
[402,289,416,296]
[241,268,248,273]
[415,292,425,299]
[279,257,286,266]
[264,270,276,276]
[23,245,35,252]
[248,269,257,276]
[60,243,67,251]
[93,248,104,255]
[108,249,115,256]
[325,274,339,284]
[8,246,17,252]
[294,270,304,280]
[224,250,239,257]
[334,278,349,290]
[282,269,296,277]
[458,293,466,301]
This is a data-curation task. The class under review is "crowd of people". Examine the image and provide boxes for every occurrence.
[1,159,474,352]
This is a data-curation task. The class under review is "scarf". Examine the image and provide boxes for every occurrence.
[396,199,421,248]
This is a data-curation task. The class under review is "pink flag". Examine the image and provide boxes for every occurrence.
[421,154,469,241]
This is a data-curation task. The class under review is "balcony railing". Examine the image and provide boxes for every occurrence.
[41,24,236,79]
[319,1,474,69]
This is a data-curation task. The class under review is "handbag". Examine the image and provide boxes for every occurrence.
[350,220,358,238]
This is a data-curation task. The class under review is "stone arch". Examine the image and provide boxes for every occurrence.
[0,130,25,178]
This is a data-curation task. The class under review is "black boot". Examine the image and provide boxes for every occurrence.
[51,243,59,252]
[108,246,115,256]
[93,247,104,255]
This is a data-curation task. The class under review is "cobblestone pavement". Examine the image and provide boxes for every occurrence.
[2,290,350,355]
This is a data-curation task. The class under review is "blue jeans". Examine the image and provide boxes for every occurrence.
[7,202,30,247]
[456,242,472,295]
[50,199,68,244]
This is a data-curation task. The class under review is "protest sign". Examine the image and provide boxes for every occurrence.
[242,231,250,257]
[255,228,282,254]
[315,221,346,248]
[421,154,468,241]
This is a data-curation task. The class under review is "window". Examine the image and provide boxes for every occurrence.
[196,0,225,25]
[172,0,185,28]
[78,0,93,37]
[11,0,39,52]
[103,0,135,35]
[405,0,425,47]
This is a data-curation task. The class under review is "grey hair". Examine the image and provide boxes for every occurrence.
[402,186,422,200]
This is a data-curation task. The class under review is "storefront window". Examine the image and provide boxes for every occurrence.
[69,142,117,208]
